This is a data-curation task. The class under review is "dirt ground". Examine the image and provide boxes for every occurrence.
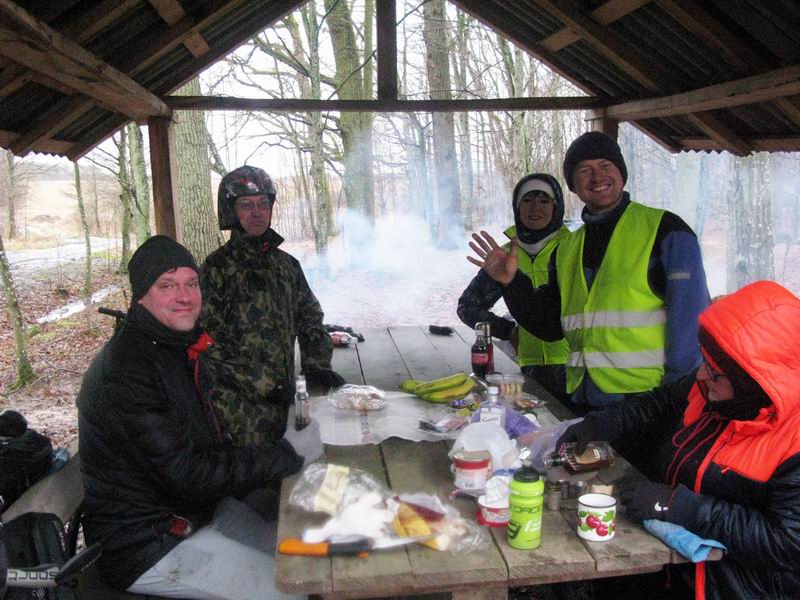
[0,258,129,447]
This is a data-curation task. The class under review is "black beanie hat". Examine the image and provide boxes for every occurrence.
[563,131,628,192]
[128,235,199,302]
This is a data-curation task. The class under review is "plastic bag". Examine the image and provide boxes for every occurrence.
[288,463,388,515]
[288,464,489,553]
[328,384,386,411]
[450,422,521,473]
[519,417,583,472]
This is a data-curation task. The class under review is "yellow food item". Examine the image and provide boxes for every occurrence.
[400,379,423,393]
[392,503,444,550]
[413,372,468,396]
[421,378,476,403]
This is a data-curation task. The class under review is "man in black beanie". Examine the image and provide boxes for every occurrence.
[468,131,709,435]
[76,235,318,599]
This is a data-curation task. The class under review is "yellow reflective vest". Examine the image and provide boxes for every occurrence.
[504,226,570,368]
[555,202,666,394]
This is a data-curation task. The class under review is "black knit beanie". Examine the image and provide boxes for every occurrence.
[563,131,628,192]
[128,235,199,302]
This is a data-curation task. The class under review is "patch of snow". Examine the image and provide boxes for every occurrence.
[37,285,119,324]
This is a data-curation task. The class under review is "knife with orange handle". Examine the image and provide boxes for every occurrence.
[278,534,434,557]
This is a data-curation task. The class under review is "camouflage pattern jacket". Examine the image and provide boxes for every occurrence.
[201,228,332,446]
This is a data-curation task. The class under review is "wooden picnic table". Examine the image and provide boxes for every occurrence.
[277,326,686,599]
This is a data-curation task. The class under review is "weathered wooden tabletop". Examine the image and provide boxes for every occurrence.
[277,326,677,599]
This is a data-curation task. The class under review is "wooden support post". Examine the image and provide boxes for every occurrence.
[588,114,619,140]
[147,116,181,240]
[376,0,397,100]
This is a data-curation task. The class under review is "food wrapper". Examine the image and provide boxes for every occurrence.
[328,384,386,411]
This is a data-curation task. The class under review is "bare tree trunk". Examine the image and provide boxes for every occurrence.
[91,165,101,232]
[423,0,462,248]
[128,122,151,244]
[73,162,92,307]
[116,129,132,272]
[453,11,474,229]
[727,154,775,291]
[300,3,334,249]
[324,0,375,219]
[0,232,34,389]
[4,151,17,239]
[174,77,223,262]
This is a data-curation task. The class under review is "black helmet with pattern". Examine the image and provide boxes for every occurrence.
[217,165,277,230]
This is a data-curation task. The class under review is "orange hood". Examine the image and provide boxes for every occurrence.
[698,281,800,425]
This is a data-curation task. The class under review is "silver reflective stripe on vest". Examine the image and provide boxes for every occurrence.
[567,348,666,368]
[561,309,667,332]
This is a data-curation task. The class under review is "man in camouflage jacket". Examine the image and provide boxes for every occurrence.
[201,166,344,447]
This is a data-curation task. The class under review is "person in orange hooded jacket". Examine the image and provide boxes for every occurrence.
[557,280,800,599]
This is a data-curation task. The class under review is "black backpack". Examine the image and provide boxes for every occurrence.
[0,430,53,511]
[0,512,78,600]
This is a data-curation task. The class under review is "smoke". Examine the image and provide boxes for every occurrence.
[297,212,510,328]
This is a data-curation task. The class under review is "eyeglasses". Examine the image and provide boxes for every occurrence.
[235,198,272,212]
[702,359,726,382]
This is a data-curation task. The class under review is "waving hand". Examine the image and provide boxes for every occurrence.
[467,230,518,285]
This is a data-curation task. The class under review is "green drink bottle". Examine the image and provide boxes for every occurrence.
[507,467,545,550]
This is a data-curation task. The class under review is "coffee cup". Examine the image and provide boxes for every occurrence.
[576,493,616,541]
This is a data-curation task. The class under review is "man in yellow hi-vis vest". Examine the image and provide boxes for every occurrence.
[458,173,570,401]
[468,132,709,420]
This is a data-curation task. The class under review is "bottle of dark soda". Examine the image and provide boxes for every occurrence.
[471,325,490,378]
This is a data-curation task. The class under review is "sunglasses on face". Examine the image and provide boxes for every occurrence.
[702,358,726,382]
[235,199,272,211]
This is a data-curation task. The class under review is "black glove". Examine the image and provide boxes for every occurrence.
[554,417,601,455]
[619,481,673,522]
[306,368,345,391]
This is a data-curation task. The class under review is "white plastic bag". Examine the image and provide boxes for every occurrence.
[449,422,520,473]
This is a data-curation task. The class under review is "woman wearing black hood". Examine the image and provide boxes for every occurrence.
[457,173,570,400]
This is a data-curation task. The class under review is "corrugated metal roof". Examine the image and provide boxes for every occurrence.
[1,0,799,159]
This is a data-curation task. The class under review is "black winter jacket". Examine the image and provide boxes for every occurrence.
[76,307,303,589]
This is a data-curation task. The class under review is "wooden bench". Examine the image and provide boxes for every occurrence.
[1,440,165,600]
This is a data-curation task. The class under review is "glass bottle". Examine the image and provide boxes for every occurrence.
[294,375,311,430]
[544,441,615,474]
[471,325,490,378]
[477,321,495,373]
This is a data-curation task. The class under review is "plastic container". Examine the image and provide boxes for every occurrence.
[477,494,509,527]
[500,373,525,399]
[452,450,491,491]
[507,467,544,549]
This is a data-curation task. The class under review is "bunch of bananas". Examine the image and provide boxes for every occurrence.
[400,372,476,403]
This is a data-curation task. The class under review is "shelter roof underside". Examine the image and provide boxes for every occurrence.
[1,0,799,159]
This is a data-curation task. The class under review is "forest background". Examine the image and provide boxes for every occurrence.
[2,0,800,442]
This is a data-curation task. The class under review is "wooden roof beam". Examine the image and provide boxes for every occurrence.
[0,0,171,120]
[531,0,675,94]
[686,113,750,156]
[8,95,94,155]
[163,95,606,113]
[539,0,650,53]
[0,128,76,155]
[596,63,800,120]
[678,136,800,153]
[149,0,210,58]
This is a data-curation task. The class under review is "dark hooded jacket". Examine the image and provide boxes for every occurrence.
[77,305,302,590]
[458,173,567,341]
[584,281,800,599]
